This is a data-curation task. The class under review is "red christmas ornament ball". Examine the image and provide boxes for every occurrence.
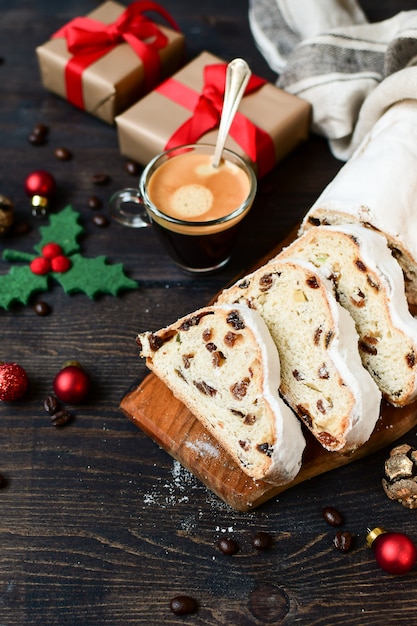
[24,170,56,199]
[51,255,71,273]
[367,527,417,575]
[30,256,51,275]
[0,362,29,401]
[53,363,90,404]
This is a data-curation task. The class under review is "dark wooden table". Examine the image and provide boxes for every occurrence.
[2,1,417,624]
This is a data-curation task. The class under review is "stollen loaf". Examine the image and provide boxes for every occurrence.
[137,304,306,484]
[300,100,417,305]
[278,224,417,407]
[217,258,382,452]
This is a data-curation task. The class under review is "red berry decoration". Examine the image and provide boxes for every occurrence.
[366,527,417,575]
[42,242,63,259]
[30,256,51,275]
[51,255,71,273]
[0,362,29,401]
[53,362,90,404]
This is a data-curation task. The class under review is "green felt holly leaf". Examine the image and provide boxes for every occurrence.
[53,253,138,298]
[0,204,138,309]
[34,204,83,255]
[0,265,49,309]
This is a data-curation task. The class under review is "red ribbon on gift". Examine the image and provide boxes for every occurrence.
[52,1,181,110]
[156,63,276,178]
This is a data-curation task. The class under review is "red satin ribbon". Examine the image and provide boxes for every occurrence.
[156,63,276,178]
[52,1,181,110]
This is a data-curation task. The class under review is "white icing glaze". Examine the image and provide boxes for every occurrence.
[301,99,417,264]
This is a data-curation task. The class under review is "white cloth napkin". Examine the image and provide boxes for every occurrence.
[249,0,417,160]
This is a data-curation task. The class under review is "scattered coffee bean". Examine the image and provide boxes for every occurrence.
[124,159,140,176]
[43,395,60,415]
[218,537,239,555]
[87,195,103,210]
[0,57,4,66]
[50,408,73,427]
[92,214,109,227]
[28,132,46,146]
[32,123,49,137]
[91,173,110,186]
[169,595,198,616]
[252,531,272,550]
[0,473,5,488]
[322,506,344,527]
[34,301,52,316]
[333,530,353,552]
[54,146,72,161]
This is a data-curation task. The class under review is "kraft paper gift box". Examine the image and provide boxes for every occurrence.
[36,0,185,124]
[115,51,311,177]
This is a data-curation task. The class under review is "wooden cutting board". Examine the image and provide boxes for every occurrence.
[120,228,417,511]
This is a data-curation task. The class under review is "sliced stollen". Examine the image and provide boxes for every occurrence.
[217,259,382,452]
[300,100,417,305]
[277,224,417,407]
[136,303,306,484]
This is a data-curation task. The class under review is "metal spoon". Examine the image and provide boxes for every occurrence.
[211,58,251,168]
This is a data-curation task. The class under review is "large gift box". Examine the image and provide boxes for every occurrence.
[115,51,311,177]
[36,1,185,124]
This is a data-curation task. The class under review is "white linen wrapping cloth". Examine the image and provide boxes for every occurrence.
[249,0,417,160]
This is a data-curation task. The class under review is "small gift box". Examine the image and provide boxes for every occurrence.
[36,0,185,124]
[115,51,311,177]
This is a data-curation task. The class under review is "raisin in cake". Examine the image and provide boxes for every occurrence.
[300,100,417,305]
[277,224,417,406]
[217,259,382,452]
[137,304,306,484]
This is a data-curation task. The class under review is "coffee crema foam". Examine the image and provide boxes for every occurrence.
[148,152,251,222]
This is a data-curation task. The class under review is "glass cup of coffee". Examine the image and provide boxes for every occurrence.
[109,143,257,273]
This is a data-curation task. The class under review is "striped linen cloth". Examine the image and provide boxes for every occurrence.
[249,0,417,160]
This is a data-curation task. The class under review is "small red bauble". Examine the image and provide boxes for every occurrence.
[42,243,63,259]
[53,363,90,404]
[24,170,56,216]
[0,362,29,401]
[30,256,51,275]
[366,527,417,575]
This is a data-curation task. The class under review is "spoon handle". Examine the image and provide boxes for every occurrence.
[212,58,251,168]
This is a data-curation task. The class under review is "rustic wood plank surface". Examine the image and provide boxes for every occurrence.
[1,1,417,624]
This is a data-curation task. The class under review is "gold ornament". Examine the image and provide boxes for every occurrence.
[382,443,417,509]
[0,195,14,235]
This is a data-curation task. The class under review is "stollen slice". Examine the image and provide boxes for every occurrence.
[277,223,417,406]
[217,258,382,452]
[137,303,306,484]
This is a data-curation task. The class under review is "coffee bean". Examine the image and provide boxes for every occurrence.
[92,214,109,227]
[252,531,272,550]
[87,195,103,210]
[54,146,72,161]
[218,537,239,555]
[333,530,353,552]
[169,595,198,615]
[124,159,140,176]
[28,132,46,146]
[32,123,49,137]
[322,506,344,527]
[43,395,60,415]
[34,301,52,316]
[50,409,73,427]
[91,173,110,186]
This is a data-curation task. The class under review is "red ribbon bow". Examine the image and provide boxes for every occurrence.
[157,63,276,177]
[53,1,181,110]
